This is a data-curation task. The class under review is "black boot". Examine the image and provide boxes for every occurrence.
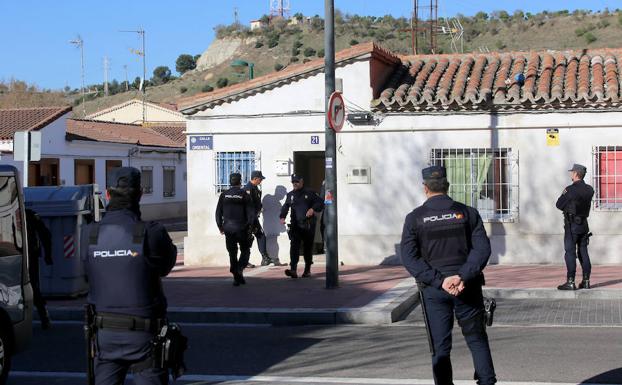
[260,253,271,266]
[557,278,576,291]
[285,268,298,278]
[302,265,311,278]
[238,270,246,285]
[39,308,51,330]
[579,275,590,289]
[232,272,241,286]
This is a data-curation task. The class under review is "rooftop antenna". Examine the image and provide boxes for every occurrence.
[441,17,464,53]
[409,0,439,54]
[121,27,146,124]
[69,35,86,116]
[234,7,240,26]
[270,0,290,18]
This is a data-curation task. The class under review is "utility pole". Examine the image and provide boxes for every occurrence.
[103,56,110,96]
[69,36,86,116]
[123,64,129,91]
[121,27,146,123]
[324,0,339,289]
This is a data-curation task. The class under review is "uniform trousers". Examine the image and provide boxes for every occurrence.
[95,329,168,385]
[421,283,496,385]
[563,225,591,279]
[289,225,315,269]
[225,230,251,273]
[249,219,267,255]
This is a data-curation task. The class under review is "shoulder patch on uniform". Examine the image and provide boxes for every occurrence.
[562,189,567,195]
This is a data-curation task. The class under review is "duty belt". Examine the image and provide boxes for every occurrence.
[95,312,165,333]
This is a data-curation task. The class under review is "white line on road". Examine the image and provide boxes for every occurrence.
[10,372,620,385]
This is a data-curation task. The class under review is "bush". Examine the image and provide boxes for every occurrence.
[317,48,325,58]
[349,39,359,46]
[201,84,214,92]
[293,40,303,49]
[303,58,311,63]
[289,56,299,63]
[175,54,196,75]
[303,47,316,57]
[216,77,229,88]
[291,47,300,56]
[619,13,622,26]
[179,86,188,93]
[495,40,506,50]
[274,63,284,71]
[255,41,264,48]
[584,32,597,43]
[575,27,586,36]
[152,66,172,85]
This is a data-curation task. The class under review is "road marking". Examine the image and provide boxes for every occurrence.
[10,372,621,385]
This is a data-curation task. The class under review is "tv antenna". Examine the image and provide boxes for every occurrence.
[406,0,439,54]
[269,0,290,19]
[120,27,146,124]
[69,35,86,116]
[440,18,464,53]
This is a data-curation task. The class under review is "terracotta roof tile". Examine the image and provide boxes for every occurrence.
[179,42,401,113]
[66,119,183,148]
[148,123,186,144]
[373,48,622,112]
[0,106,72,140]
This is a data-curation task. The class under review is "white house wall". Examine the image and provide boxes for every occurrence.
[91,102,184,124]
[184,59,622,267]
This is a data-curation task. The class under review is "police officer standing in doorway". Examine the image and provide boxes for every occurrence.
[400,166,496,385]
[244,170,284,266]
[280,174,324,278]
[216,172,255,286]
[556,164,594,290]
[82,167,178,385]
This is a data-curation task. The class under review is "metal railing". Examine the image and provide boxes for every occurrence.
[593,146,622,211]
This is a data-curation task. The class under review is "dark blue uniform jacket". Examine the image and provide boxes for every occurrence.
[215,186,255,233]
[555,179,594,234]
[279,187,324,227]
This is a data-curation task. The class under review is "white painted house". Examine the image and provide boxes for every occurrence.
[85,99,184,124]
[179,42,622,267]
[0,107,186,220]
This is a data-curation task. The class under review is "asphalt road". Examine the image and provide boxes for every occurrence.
[8,320,622,385]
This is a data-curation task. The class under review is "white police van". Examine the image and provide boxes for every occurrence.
[0,165,32,384]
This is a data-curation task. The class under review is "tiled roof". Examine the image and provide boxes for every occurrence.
[147,123,186,143]
[66,119,184,148]
[372,49,622,112]
[179,42,401,114]
[0,106,72,140]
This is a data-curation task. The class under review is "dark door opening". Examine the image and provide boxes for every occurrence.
[293,151,325,254]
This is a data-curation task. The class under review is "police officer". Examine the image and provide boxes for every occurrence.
[244,170,284,266]
[216,172,255,286]
[279,174,324,278]
[25,208,53,330]
[400,166,496,385]
[82,167,177,385]
[556,163,594,290]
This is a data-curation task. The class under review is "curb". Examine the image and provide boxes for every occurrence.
[44,279,419,326]
[483,287,622,299]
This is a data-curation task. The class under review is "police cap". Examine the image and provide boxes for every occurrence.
[229,173,242,185]
[291,174,303,182]
[422,165,447,180]
[251,170,266,180]
[568,163,587,174]
[109,167,141,189]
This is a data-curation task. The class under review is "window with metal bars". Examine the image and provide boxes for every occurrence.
[429,148,519,221]
[141,166,153,194]
[593,146,622,210]
[214,151,257,193]
[163,166,175,197]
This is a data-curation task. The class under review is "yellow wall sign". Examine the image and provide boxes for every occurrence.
[546,128,560,146]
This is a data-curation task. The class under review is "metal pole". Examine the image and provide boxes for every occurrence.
[79,39,86,116]
[141,28,146,124]
[324,0,338,289]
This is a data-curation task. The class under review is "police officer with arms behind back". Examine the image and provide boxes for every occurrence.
[556,163,594,290]
[400,166,496,385]
[280,174,324,278]
[82,167,178,385]
[216,172,255,286]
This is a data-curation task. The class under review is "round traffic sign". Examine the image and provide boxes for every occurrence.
[327,92,345,132]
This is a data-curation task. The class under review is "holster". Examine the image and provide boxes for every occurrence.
[152,323,188,379]
[483,297,496,326]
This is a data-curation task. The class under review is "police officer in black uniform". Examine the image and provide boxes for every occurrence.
[556,163,594,290]
[280,174,324,278]
[216,172,255,286]
[82,167,177,385]
[400,166,496,385]
[244,170,284,266]
[25,208,53,330]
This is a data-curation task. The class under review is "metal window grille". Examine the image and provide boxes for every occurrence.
[214,151,257,193]
[429,148,519,221]
[163,166,175,197]
[592,146,622,211]
[140,166,153,194]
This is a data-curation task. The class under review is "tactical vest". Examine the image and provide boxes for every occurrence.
[86,217,164,319]
[415,202,471,273]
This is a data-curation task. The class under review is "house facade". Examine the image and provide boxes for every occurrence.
[85,99,184,124]
[179,42,622,267]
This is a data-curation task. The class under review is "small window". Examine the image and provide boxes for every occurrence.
[141,166,153,194]
[163,166,175,198]
[214,152,257,192]
[430,148,519,221]
[593,146,622,210]
[105,160,123,188]
[75,159,95,185]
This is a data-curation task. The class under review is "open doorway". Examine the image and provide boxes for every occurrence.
[293,151,325,254]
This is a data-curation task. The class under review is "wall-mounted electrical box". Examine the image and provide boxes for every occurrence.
[347,166,371,184]
[275,159,292,176]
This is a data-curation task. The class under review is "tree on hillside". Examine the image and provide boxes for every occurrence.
[152,66,172,85]
[176,54,197,75]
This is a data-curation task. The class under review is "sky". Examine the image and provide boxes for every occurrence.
[0,0,619,90]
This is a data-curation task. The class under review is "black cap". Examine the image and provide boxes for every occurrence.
[291,174,303,182]
[251,170,265,180]
[422,165,447,180]
[568,163,587,173]
[229,173,242,185]
[109,167,141,189]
